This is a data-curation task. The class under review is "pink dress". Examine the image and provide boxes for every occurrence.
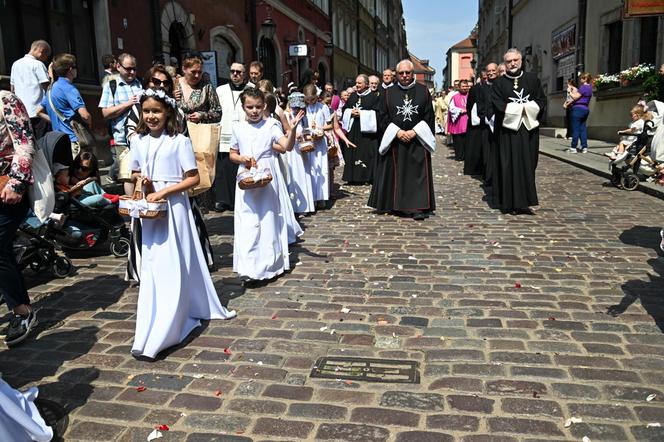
[447,92,468,135]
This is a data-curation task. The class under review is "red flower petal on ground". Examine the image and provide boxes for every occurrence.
[514,282,522,288]
[157,424,169,431]
[223,348,232,355]
[271,315,278,319]
[214,390,222,396]
[548,316,556,321]
[136,386,146,392]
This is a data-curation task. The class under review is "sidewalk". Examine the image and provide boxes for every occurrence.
[539,132,664,199]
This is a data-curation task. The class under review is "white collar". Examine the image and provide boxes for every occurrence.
[397,79,417,90]
[504,70,523,80]
[357,88,372,97]
[382,82,393,89]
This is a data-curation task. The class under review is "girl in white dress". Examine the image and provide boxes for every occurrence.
[285,92,316,215]
[129,89,236,359]
[230,88,304,282]
[303,84,330,209]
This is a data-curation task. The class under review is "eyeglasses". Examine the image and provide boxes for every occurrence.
[150,77,172,87]
[120,65,137,72]
[230,69,243,75]
[397,71,413,75]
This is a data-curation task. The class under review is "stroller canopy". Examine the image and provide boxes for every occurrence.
[36,131,73,174]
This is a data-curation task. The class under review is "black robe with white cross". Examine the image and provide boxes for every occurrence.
[341,90,380,184]
[367,81,436,213]
[464,81,494,178]
[490,70,546,212]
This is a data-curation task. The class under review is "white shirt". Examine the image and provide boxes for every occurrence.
[10,54,50,117]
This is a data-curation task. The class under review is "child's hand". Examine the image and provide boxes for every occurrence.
[291,110,305,126]
[240,155,254,168]
[146,190,166,202]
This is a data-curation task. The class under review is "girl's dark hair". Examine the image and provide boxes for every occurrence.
[142,64,174,95]
[135,90,179,136]
[240,87,265,105]
[71,151,99,181]
[320,91,333,100]
[265,93,277,115]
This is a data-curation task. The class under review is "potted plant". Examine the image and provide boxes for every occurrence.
[593,73,620,91]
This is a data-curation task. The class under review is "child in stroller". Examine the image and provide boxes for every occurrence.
[605,105,650,161]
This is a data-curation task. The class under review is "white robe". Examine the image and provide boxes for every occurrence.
[285,111,316,214]
[129,133,235,359]
[0,378,52,442]
[232,119,291,280]
[305,103,330,201]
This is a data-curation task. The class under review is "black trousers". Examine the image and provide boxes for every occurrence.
[0,198,30,309]
[453,133,467,161]
[214,152,238,209]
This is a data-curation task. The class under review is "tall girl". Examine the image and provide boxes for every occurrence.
[230,88,304,282]
[129,89,236,359]
[285,92,315,215]
[302,84,330,209]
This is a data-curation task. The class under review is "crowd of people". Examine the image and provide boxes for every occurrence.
[432,49,546,216]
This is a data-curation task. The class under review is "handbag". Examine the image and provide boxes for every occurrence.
[186,121,220,196]
[47,89,98,152]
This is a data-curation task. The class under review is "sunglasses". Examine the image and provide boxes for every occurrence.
[150,77,172,87]
[230,69,243,74]
[397,71,413,75]
[121,65,137,72]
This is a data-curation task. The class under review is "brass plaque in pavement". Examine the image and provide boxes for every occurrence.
[310,357,420,384]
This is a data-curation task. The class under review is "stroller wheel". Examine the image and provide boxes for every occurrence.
[51,256,72,278]
[620,172,639,191]
[110,237,131,258]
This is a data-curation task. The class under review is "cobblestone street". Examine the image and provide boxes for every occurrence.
[3,137,664,441]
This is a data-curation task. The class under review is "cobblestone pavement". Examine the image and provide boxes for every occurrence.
[3,137,664,441]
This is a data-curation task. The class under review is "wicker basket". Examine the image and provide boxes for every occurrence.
[118,179,167,219]
[237,168,273,190]
[327,145,338,160]
[298,128,316,153]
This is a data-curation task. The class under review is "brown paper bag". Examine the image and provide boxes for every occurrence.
[187,121,220,196]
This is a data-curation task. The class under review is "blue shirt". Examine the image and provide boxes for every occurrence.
[98,77,143,145]
[40,77,85,142]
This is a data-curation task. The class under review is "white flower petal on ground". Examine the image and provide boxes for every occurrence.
[147,430,163,441]
[647,393,657,402]
[564,417,583,428]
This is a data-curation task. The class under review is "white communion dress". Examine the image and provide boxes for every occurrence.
[305,102,330,202]
[0,378,52,442]
[285,111,316,214]
[130,133,236,359]
[232,118,291,280]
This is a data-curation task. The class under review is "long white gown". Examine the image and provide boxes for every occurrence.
[130,133,236,359]
[285,111,316,214]
[232,118,291,280]
[305,102,330,202]
[0,378,52,442]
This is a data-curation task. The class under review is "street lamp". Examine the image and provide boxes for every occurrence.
[261,4,276,40]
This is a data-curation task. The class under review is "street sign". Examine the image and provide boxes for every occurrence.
[289,44,308,57]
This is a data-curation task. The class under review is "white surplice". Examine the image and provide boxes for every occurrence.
[232,118,291,280]
[129,133,236,359]
[285,111,315,214]
[305,103,329,202]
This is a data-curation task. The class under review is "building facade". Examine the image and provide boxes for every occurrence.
[410,53,436,90]
[443,36,478,88]
[477,0,510,69]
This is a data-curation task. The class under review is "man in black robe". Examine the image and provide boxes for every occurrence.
[368,59,436,220]
[341,74,380,184]
[464,63,497,179]
[490,48,546,214]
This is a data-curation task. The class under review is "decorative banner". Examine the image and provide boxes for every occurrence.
[199,51,218,88]
[551,24,576,60]
[623,0,664,18]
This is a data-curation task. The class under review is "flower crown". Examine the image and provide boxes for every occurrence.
[142,88,177,109]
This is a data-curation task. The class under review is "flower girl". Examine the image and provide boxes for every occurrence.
[129,88,236,359]
[230,88,304,282]
[302,84,330,209]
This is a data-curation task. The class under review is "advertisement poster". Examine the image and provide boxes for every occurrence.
[199,51,218,88]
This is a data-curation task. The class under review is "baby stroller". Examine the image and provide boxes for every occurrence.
[23,132,130,258]
[610,109,660,191]
[14,217,72,278]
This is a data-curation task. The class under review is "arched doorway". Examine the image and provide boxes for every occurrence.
[169,22,188,67]
[258,37,277,85]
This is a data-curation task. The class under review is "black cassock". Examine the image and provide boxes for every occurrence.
[368,82,436,213]
[490,71,546,212]
[464,82,494,178]
[342,90,380,184]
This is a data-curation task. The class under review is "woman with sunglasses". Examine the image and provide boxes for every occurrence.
[123,64,215,283]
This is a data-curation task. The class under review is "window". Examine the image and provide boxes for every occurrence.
[639,17,658,65]
[555,53,575,92]
[606,21,622,74]
[1,0,98,82]
[310,0,329,14]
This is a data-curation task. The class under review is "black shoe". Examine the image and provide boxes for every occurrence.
[214,203,228,213]
[5,309,37,346]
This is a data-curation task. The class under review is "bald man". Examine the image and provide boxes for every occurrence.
[368,59,435,220]
[381,69,394,89]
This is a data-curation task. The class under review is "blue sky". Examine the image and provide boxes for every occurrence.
[402,0,478,88]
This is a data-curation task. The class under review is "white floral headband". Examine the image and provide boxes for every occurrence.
[142,88,177,109]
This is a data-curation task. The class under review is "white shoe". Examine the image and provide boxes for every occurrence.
[660,229,664,253]
[567,149,577,154]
